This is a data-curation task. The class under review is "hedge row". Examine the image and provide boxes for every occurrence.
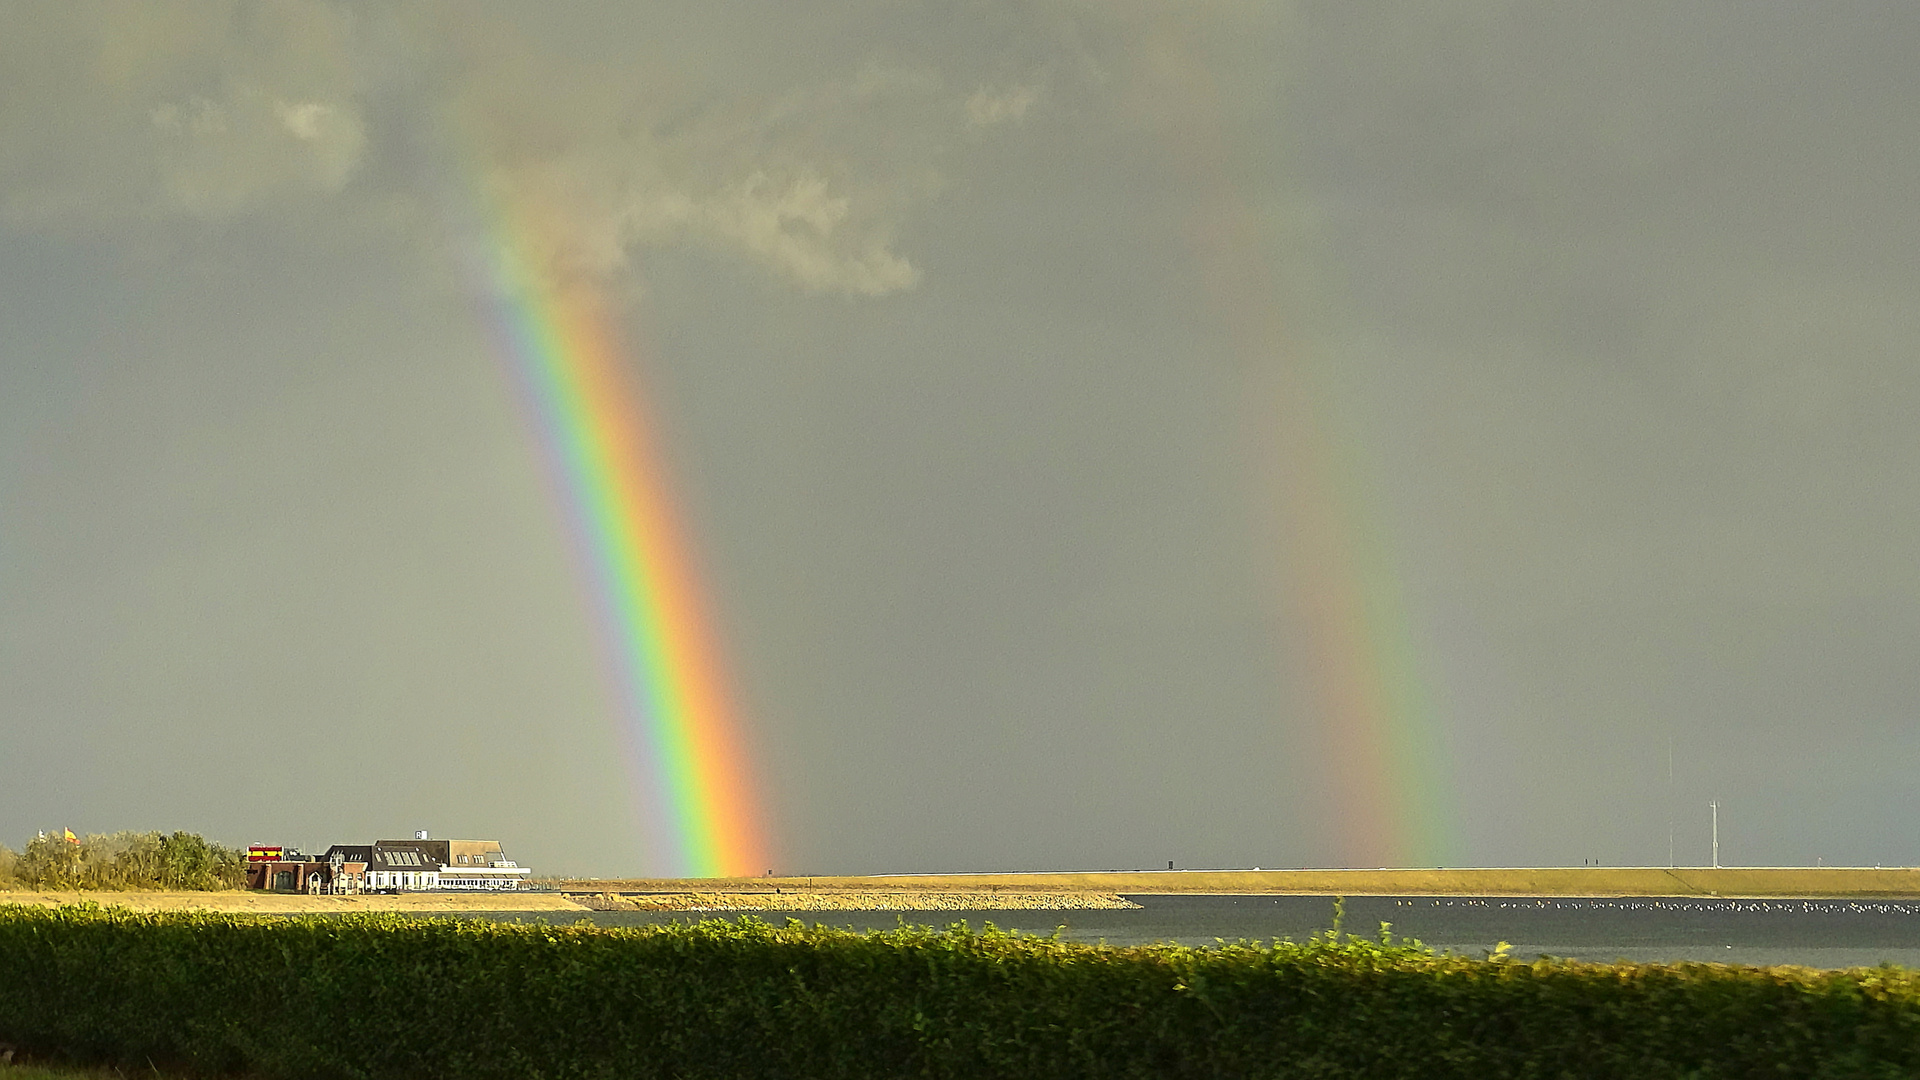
[1,904,1918,1079]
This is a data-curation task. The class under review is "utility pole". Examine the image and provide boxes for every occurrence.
[1667,735,1675,869]
[1710,800,1720,868]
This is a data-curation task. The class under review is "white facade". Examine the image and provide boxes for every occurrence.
[365,862,530,891]
[433,864,533,890]
[366,869,430,890]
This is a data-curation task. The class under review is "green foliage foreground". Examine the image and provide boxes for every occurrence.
[2,906,1918,1079]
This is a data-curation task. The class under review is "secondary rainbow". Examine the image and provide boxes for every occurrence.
[1150,26,1460,867]
[466,192,769,879]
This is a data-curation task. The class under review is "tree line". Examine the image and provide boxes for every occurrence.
[0,831,245,891]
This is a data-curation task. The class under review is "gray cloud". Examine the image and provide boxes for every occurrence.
[7,0,1920,875]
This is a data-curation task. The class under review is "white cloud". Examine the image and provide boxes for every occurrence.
[700,172,920,295]
[453,47,948,296]
[144,85,365,217]
[966,84,1041,128]
[0,0,369,223]
[0,2,1094,295]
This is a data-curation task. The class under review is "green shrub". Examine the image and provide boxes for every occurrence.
[1,905,1917,1079]
[9,832,242,891]
[154,832,245,890]
[0,1065,128,1080]
[0,845,16,888]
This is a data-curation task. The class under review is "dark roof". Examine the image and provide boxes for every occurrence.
[310,839,516,872]
[371,839,450,871]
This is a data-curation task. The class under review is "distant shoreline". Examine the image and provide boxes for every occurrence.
[8,867,1920,914]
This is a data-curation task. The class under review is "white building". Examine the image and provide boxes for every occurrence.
[328,836,533,892]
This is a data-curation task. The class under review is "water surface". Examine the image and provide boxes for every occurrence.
[462,894,1920,968]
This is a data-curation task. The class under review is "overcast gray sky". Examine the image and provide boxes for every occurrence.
[3,1,1918,877]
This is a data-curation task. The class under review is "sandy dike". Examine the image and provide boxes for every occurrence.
[0,890,1135,914]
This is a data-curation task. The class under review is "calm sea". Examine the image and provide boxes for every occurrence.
[466,895,1920,969]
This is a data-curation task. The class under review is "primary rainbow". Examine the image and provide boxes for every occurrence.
[466,191,769,879]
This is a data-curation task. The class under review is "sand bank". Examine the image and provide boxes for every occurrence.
[560,867,1920,899]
